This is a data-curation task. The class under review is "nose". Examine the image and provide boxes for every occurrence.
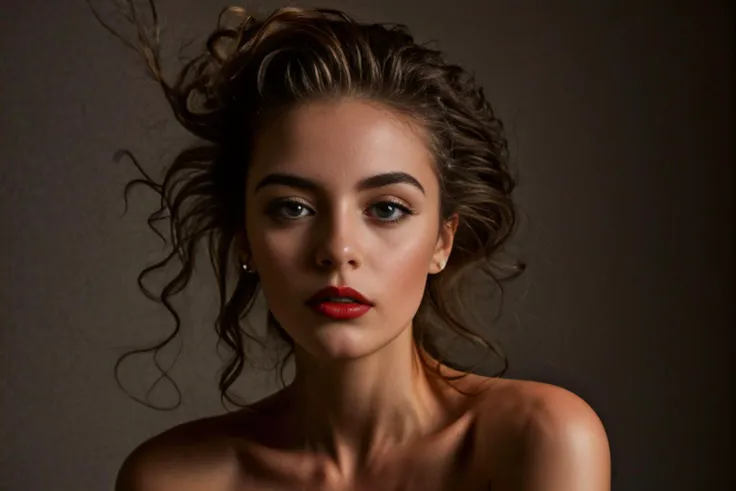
[313,204,363,271]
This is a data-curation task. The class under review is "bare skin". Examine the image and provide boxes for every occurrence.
[116,368,609,490]
[116,99,610,490]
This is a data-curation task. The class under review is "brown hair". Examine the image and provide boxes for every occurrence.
[93,2,526,410]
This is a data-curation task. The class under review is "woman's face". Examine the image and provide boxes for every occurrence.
[244,98,456,360]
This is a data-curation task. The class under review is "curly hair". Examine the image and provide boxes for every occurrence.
[92,1,526,410]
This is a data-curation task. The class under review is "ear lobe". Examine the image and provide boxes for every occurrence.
[235,231,256,270]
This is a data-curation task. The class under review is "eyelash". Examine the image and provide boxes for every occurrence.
[267,198,416,225]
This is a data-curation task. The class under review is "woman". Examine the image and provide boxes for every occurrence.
[101,3,610,490]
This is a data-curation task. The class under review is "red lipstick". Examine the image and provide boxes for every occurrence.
[306,285,374,320]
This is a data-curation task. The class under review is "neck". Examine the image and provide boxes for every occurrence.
[286,326,448,479]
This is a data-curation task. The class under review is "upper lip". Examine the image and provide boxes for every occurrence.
[306,285,374,306]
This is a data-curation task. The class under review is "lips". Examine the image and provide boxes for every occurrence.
[306,285,374,320]
[306,285,374,306]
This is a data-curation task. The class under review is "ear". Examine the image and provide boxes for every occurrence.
[236,230,257,272]
[430,213,459,274]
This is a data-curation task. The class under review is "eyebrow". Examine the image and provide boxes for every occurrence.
[254,171,426,195]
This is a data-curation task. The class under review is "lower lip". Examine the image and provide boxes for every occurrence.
[308,302,372,320]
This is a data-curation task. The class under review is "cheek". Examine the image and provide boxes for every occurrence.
[245,202,300,271]
[251,228,304,295]
[259,230,300,267]
[374,229,436,318]
[380,241,431,285]
[248,225,323,337]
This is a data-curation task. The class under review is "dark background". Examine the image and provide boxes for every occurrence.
[0,0,732,490]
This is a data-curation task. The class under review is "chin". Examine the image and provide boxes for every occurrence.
[272,306,412,362]
[307,325,384,360]
[286,318,403,362]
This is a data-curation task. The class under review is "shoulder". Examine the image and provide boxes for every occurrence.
[470,377,611,490]
[114,415,242,491]
[114,390,292,491]
[506,379,610,452]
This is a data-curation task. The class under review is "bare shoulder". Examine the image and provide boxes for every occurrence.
[113,391,288,491]
[114,414,242,491]
[466,376,611,490]
[475,377,606,427]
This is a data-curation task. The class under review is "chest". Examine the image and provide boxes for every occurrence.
[238,424,492,491]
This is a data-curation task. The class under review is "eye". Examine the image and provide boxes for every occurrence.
[267,199,314,220]
[367,200,415,224]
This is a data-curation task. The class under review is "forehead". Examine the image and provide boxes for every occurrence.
[248,98,437,191]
